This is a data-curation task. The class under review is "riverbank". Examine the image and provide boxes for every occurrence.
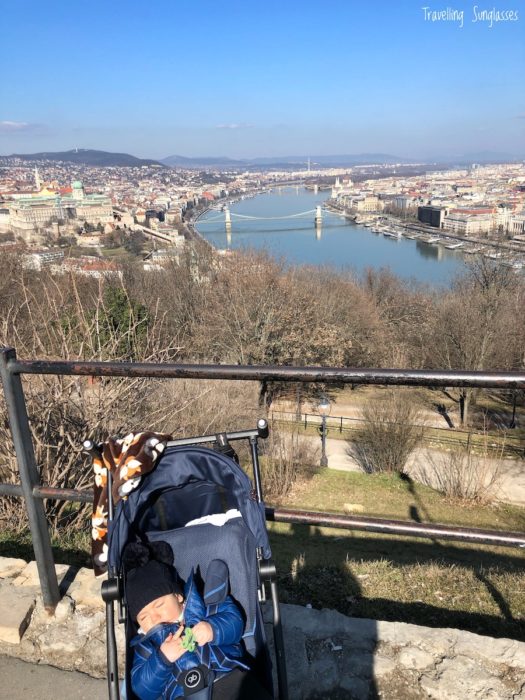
[325,200,525,270]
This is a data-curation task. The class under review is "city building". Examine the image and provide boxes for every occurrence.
[417,206,449,228]
[8,180,113,242]
[443,212,493,235]
[23,249,65,270]
[393,196,418,210]
[510,214,525,236]
[343,195,383,212]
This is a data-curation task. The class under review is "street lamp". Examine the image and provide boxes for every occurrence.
[318,396,331,468]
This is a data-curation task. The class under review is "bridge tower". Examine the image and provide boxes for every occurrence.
[315,205,323,228]
[224,207,232,234]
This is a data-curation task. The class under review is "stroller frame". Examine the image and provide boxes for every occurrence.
[99,419,288,700]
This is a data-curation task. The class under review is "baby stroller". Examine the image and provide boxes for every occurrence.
[91,419,288,700]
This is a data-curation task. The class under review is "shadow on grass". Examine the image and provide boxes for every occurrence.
[0,531,92,570]
[269,523,525,643]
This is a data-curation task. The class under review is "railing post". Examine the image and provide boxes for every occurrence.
[0,347,60,610]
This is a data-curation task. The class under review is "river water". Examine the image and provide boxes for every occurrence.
[195,188,466,286]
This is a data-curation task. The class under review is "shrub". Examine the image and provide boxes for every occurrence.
[415,436,503,504]
[260,423,319,502]
[351,389,424,474]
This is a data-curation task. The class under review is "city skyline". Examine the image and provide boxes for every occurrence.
[1,1,524,160]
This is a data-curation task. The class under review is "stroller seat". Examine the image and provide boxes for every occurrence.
[148,515,259,654]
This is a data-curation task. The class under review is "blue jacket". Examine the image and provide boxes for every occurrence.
[130,572,248,700]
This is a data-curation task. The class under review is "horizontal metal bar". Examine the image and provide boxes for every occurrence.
[7,358,525,389]
[0,483,23,497]
[0,483,94,503]
[3,479,522,549]
[265,507,525,549]
[167,428,262,447]
[33,486,94,504]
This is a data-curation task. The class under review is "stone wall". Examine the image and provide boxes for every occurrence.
[1,557,524,699]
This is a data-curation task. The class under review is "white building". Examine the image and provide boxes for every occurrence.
[510,214,525,236]
[343,195,383,212]
[443,213,493,235]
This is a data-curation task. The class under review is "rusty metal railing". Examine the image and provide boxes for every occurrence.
[1,345,524,610]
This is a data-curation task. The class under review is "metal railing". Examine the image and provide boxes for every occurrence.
[270,410,525,457]
[1,345,525,610]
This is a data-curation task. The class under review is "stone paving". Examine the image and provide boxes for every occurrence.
[1,556,525,698]
[0,655,106,699]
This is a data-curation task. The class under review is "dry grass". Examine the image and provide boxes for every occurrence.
[267,468,525,640]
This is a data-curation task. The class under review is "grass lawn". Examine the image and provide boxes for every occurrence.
[268,469,525,641]
[100,246,137,262]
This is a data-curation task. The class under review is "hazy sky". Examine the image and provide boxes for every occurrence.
[1,0,524,159]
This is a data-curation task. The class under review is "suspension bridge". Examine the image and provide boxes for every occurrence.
[196,205,324,230]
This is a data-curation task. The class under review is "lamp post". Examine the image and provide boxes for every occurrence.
[318,396,331,468]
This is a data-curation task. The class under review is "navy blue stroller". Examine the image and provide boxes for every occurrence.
[96,419,287,700]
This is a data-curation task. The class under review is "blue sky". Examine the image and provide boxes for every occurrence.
[1,0,524,159]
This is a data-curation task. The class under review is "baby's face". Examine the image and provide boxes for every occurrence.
[136,593,184,633]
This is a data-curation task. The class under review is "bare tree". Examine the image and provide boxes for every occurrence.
[429,258,520,425]
[0,271,186,530]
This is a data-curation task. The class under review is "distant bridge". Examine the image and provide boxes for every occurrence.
[196,209,317,225]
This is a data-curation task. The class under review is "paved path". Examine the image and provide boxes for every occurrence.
[305,435,525,505]
[0,656,106,699]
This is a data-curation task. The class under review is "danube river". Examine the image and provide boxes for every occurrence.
[195,188,466,286]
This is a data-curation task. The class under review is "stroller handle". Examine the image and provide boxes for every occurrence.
[165,418,269,447]
[81,420,269,453]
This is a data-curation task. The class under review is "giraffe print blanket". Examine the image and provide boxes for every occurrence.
[90,431,171,576]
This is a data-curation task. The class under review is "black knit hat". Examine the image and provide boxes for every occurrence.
[123,541,183,621]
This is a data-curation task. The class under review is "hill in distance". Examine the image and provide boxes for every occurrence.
[161,153,415,168]
[162,154,245,167]
[6,149,164,167]
[440,151,523,164]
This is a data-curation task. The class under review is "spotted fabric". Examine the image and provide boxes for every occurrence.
[91,431,171,576]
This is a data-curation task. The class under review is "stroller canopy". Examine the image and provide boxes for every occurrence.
[108,445,272,572]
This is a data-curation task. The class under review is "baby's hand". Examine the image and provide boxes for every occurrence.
[160,625,186,662]
[191,621,213,646]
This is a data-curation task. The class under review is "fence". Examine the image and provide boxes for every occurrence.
[1,345,525,611]
[270,409,525,457]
